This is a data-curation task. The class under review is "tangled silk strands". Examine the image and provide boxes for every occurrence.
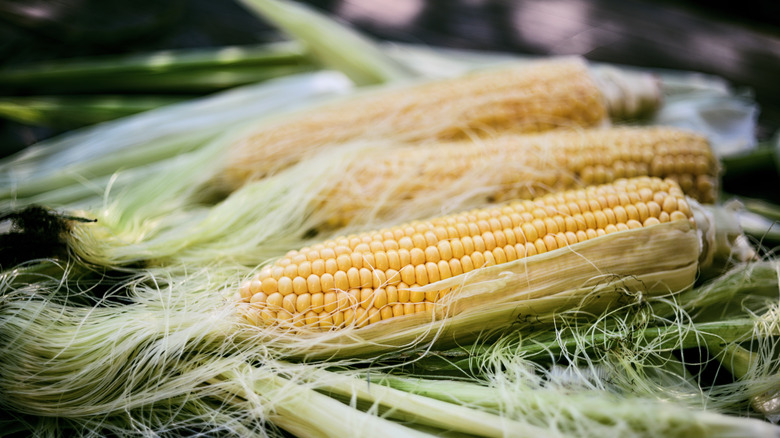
[366,263,780,437]
[67,141,363,268]
[0,264,437,437]
[2,257,780,436]
[0,262,578,437]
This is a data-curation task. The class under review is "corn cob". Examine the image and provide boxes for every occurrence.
[236,177,742,333]
[321,126,718,227]
[222,57,660,189]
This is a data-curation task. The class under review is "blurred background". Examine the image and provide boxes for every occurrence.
[0,0,778,158]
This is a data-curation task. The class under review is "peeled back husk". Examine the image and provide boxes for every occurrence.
[240,200,752,361]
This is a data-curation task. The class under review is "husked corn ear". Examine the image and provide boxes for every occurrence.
[237,176,694,330]
[223,57,660,189]
[325,126,718,227]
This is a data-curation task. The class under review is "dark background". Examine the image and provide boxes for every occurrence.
[0,0,779,157]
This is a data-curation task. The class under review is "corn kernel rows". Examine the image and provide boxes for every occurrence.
[237,177,693,330]
[326,127,717,226]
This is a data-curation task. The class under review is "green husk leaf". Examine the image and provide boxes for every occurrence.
[0,95,188,129]
[368,373,780,438]
[0,42,312,94]
[0,70,353,203]
[238,0,414,85]
[299,365,564,438]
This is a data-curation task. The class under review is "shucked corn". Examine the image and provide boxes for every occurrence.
[237,177,696,330]
[323,126,718,227]
[223,57,660,189]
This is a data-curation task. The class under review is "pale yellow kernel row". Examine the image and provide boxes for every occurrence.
[324,127,717,226]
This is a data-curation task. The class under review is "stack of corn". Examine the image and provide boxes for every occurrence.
[1,3,776,437]
[55,55,696,269]
[209,56,751,347]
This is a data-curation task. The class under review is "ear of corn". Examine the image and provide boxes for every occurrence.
[321,126,719,227]
[235,177,745,358]
[222,57,661,190]
[57,126,718,270]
